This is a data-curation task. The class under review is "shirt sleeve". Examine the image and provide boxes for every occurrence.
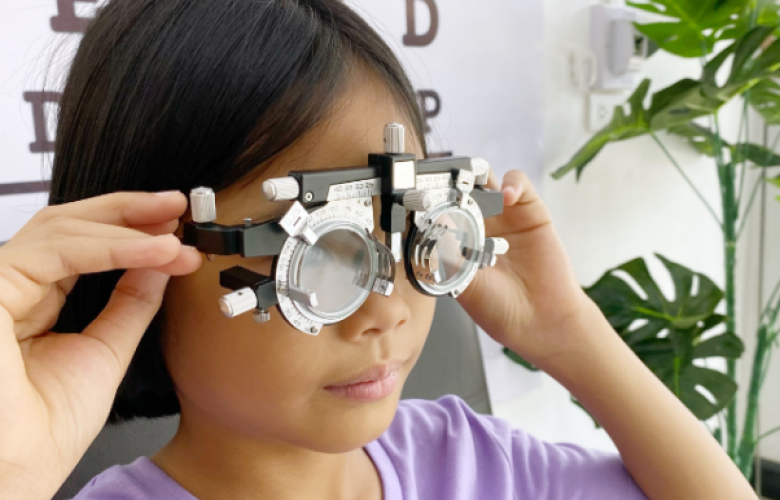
[381,395,649,500]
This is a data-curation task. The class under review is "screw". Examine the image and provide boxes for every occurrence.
[304,192,314,202]
[364,199,372,207]
[468,199,474,205]
[310,326,318,334]
[244,217,252,227]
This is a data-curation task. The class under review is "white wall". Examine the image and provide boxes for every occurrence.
[492,0,755,456]
[741,115,780,464]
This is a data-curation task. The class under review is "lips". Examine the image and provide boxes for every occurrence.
[323,361,404,402]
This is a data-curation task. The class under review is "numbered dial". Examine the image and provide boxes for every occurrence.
[274,197,378,335]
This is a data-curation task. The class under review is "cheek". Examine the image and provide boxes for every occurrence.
[161,267,331,436]
[159,256,437,452]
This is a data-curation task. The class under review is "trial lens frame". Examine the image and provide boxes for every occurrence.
[181,123,508,335]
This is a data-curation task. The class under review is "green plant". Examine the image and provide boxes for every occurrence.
[506,0,780,483]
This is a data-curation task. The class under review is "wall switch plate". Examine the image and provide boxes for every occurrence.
[588,92,628,132]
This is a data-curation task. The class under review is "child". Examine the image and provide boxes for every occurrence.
[0,1,755,499]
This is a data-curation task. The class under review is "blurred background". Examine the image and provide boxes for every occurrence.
[1,0,779,498]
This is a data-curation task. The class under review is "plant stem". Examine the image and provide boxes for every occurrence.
[739,324,770,478]
[736,98,750,211]
[737,176,764,239]
[650,132,723,227]
[754,424,780,445]
[763,278,780,323]
[709,111,740,461]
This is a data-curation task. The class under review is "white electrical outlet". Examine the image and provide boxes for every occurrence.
[590,5,647,91]
[588,92,628,131]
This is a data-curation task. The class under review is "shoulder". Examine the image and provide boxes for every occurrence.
[377,395,520,469]
[371,395,647,500]
[384,395,510,454]
[68,457,195,500]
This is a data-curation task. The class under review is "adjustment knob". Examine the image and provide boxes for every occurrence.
[219,287,258,318]
[471,158,491,186]
[263,177,300,201]
[485,237,509,256]
[253,309,271,324]
[402,189,435,212]
[190,187,217,223]
[384,122,405,154]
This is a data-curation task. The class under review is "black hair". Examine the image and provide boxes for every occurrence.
[48,0,426,424]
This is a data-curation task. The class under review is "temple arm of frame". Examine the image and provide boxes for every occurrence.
[182,221,288,258]
[415,156,473,175]
[470,188,504,218]
[288,166,381,203]
[220,266,278,310]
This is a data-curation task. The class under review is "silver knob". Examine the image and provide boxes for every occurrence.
[253,308,271,324]
[402,189,435,212]
[263,177,300,201]
[190,187,217,223]
[219,287,258,318]
[384,122,405,154]
[471,158,491,186]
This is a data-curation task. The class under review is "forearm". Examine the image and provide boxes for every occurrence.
[536,302,756,500]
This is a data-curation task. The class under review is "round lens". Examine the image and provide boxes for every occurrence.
[427,210,477,285]
[298,228,372,316]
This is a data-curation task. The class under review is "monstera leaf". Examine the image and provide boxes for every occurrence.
[627,0,750,57]
[771,175,780,201]
[719,0,780,40]
[553,80,651,180]
[749,79,780,124]
[706,25,780,100]
[584,254,743,420]
[552,26,780,181]
[669,122,780,166]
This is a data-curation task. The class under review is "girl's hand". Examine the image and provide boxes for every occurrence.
[0,192,202,500]
[457,170,598,369]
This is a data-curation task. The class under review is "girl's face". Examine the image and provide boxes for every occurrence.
[163,74,436,453]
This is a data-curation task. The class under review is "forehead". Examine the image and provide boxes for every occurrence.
[216,74,424,225]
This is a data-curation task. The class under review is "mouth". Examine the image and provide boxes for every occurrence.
[324,361,404,402]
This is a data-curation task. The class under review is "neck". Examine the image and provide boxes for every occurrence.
[149,396,381,500]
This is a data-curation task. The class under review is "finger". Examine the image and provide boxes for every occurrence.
[80,268,171,381]
[0,234,183,320]
[485,166,501,191]
[132,219,180,236]
[500,170,541,206]
[485,170,552,236]
[148,245,203,276]
[55,243,201,296]
[0,306,26,396]
[35,191,188,229]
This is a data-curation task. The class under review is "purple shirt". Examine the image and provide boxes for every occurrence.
[70,395,647,499]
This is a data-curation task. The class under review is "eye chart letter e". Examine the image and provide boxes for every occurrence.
[51,0,98,33]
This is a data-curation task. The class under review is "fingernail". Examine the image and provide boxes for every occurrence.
[155,190,181,196]
[503,187,516,198]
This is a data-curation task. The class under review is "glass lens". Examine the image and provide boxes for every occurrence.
[298,229,371,315]
[427,210,476,285]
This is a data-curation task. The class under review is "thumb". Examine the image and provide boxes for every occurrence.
[81,268,171,380]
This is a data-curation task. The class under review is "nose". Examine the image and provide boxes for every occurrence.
[335,263,412,341]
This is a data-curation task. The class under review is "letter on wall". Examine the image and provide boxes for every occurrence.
[51,0,98,33]
[403,0,439,47]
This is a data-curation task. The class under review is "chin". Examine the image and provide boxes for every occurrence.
[302,389,404,454]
